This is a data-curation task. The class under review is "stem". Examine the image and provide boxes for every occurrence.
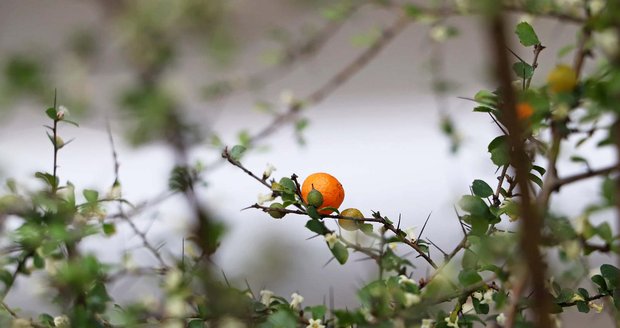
[487,12,552,328]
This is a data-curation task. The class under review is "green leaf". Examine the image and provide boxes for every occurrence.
[473,106,494,113]
[33,253,45,269]
[596,222,613,243]
[83,189,99,203]
[513,61,534,79]
[591,274,608,291]
[306,206,321,220]
[188,320,205,328]
[459,195,490,217]
[529,173,543,189]
[331,242,349,265]
[229,145,247,161]
[601,264,620,288]
[278,178,296,192]
[359,223,374,235]
[462,249,479,270]
[404,4,422,18]
[45,108,57,120]
[488,136,510,166]
[458,269,482,287]
[474,90,498,107]
[515,22,540,46]
[305,219,329,235]
[305,305,327,319]
[532,165,546,176]
[472,180,493,198]
[38,314,54,325]
[470,215,489,236]
[103,223,116,236]
[34,172,59,190]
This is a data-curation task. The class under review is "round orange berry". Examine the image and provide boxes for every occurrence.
[301,173,345,215]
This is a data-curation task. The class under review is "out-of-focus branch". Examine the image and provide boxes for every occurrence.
[248,12,411,146]
[205,2,365,100]
[486,10,552,328]
[106,122,169,270]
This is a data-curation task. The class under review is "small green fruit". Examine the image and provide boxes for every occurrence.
[339,208,364,231]
[306,188,324,208]
[268,203,286,219]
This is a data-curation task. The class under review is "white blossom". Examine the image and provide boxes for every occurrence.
[421,319,435,328]
[164,269,183,291]
[324,233,339,248]
[290,292,304,310]
[481,289,494,305]
[53,316,70,328]
[429,25,450,42]
[258,193,275,205]
[306,319,325,328]
[445,316,459,328]
[398,275,416,286]
[589,301,604,313]
[360,307,375,323]
[388,242,398,250]
[589,0,605,15]
[570,293,585,303]
[165,297,186,317]
[279,90,295,106]
[496,313,506,326]
[404,227,417,242]
[11,319,33,328]
[472,291,483,301]
[263,163,276,179]
[404,293,421,307]
[57,105,69,120]
[260,290,274,306]
[593,29,619,57]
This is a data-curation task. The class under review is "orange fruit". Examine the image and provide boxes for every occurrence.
[339,208,364,231]
[547,64,577,93]
[516,102,534,120]
[301,173,345,214]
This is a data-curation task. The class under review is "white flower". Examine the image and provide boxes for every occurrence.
[398,275,416,285]
[257,193,274,205]
[57,105,69,119]
[306,319,325,328]
[429,25,449,42]
[404,227,417,242]
[53,316,70,328]
[404,293,421,307]
[589,0,605,15]
[569,293,585,303]
[107,182,122,199]
[593,29,619,57]
[220,316,247,328]
[445,316,459,328]
[164,269,183,291]
[481,289,494,305]
[11,318,33,328]
[496,313,506,326]
[574,215,588,234]
[472,291,483,301]
[165,297,186,317]
[360,307,375,323]
[290,292,304,310]
[518,14,534,24]
[324,233,338,248]
[280,90,295,106]
[388,242,398,250]
[263,163,276,179]
[260,290,274,306]
[421,319,435,328]
[589,300,604,313]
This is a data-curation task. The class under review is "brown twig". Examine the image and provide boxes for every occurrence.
[487,11,552,328]
[248,13,411,146]
[221,147,271,188]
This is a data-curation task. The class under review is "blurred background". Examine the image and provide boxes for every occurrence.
[0,0,615,326]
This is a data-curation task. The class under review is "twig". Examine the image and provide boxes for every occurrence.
[487,11,552,328]
[106,123,169,270]
[248,13,411,146]
[221,147,271,188]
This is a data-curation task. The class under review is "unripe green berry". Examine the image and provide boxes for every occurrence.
[268,203,286,219]
[307,188,323,208]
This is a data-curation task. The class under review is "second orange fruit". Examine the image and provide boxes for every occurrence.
[301,172,345,214]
